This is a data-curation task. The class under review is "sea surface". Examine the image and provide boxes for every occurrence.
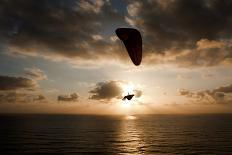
[0,114,232,154]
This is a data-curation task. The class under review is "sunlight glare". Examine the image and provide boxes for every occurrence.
[125,115,136,120]
[121,99,133,108]
[122,82,135,95]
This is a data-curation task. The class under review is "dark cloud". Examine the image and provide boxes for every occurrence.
[126,0,232,67]
[0,75,45,104]
[213,84,232,94]
[179,84,232,104]
[89,81,122,100]
[0,0,127,63]
[57,93,78,102]
[0,75,37,90]
[179,89,193,96]
[24,68,47,80]
[1,0,230,67]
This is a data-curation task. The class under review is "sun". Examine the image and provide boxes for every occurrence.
[118,82,144,114]
[120,82,136,111]
[122,82,135,96]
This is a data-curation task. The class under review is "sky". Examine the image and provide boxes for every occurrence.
[0,0,231,114]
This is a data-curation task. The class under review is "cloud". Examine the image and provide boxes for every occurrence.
[196,39,225,50]
[78,0,105,14]
[0,92,27,103]
[89,81,122,100]
[134,89,142,97]
[0,75,37,90]
[89,81,143,101]
[57,93,79,102]
[1,0,230,67]
[213,84,232,94]
[179,89,193,96]
[0,0,127,65]
[126,0,232,67]
[127,1,141,17]
[174,39,232,67]
[0,75,46,104]
[179,84,232,104]
[24,67,47,80]
[33,94,46,101]
[0,92,46,104]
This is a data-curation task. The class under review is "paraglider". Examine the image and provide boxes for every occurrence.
[115,28,142,66]
[122,93,134,101]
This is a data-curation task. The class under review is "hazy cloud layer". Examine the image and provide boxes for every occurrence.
[179,84,232,104]
[126,0,232,67]
[0,0,231,67]
[57,93,79,102]
[0,92,26,103]
[0,0,126,63]
[0,92,46,104]
[24,68,47,80]
[0,75,37,90]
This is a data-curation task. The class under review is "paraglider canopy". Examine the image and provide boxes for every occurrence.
[115,28,142,66]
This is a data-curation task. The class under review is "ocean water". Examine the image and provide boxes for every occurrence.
[0,114,232,154]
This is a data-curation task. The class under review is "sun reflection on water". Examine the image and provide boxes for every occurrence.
[125,115,136,120]
[114,115,146,154]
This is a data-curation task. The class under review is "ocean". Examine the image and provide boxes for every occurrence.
[0,114,232,154]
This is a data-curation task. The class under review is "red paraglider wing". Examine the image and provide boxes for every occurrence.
[115,28,142,66]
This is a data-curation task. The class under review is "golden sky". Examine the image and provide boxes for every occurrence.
[0,0,231,114]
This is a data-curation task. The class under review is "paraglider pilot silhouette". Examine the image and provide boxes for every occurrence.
[115,28,142,100]
[122,93,135,101]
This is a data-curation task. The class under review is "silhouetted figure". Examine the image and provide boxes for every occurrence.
[122,93,134,101]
